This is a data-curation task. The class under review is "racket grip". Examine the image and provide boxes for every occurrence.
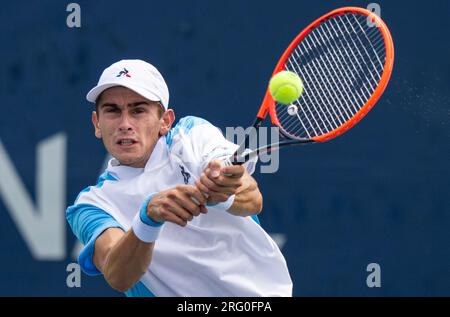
[219,158,232,177]
[222,157,233,167]
[223,155,244,166]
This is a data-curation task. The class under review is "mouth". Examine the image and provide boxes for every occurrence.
[116,138,138,147]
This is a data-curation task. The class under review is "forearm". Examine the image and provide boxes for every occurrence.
[98,229,155,292]
[227,173,263,217]
[97,186,205,292]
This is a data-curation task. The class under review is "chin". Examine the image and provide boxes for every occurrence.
[117,155,147,168]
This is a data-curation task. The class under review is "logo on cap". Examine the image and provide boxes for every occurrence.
[116,68,131,78]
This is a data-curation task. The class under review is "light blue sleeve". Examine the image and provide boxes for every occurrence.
[125,281,156,297]
[66,203,124,276]
[66,202,158,296]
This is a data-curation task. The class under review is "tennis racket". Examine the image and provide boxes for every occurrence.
[224,6,394,166]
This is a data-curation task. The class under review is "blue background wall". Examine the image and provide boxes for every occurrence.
[0,0,448,296]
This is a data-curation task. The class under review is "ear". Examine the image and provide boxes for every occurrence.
[92,111,102,139]
[159,109,175,136]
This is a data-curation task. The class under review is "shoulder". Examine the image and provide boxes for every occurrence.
[166,116,218,146]
[70,170,119,211]
[172,116,213,132]
[66,202,120,245]
[66,172,122,244]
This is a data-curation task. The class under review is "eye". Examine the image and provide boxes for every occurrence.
[132,108,145,114]
[105,107,119,113]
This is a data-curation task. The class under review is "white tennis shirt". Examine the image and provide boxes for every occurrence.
[67,116,292,296]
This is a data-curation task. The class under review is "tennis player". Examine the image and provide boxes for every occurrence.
[66,59,292,296]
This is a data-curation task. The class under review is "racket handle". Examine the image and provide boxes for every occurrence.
[225,152,246,166]
[226,148,258,166]
[222,157,234,167]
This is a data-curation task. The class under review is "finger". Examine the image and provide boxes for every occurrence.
[175,194,201,217]
[195,180,211,196]
[221,165,245,178]
[183,184,207,206]
[210,175,243,188]
[200,173,235,195]
[200,172,220,190]
[175,184,205,207]
[205,168,221,182]
[204,168,243,188]
[199,205,208,214]
[207,160,222,178]
[173,186,202,208]
[173,190,203,217]
[164,212,188,227]
[207,192,229,203]
[165,198,195,222]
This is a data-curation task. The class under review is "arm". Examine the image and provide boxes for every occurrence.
[93,185,207,292]
[93,228,154,292]
[195,160,263,217]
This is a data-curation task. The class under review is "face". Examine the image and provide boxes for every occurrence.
[92,86,175,168]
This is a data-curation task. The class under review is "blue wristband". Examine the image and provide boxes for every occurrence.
[139,193,164,227]
[132,193,164,243]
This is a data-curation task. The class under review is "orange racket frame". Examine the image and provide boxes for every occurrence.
[227,7,394,165]
[258,6,394,142]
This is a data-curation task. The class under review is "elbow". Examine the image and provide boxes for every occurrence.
[103,261,147,293]
[104,267,132,292]
[105,270,143,293]
[108,280,133,293]
[105,276,133,293]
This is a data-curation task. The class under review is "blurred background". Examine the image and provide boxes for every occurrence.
[0,0,448,296]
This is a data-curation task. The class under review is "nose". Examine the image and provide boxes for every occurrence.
[118,112,133,132]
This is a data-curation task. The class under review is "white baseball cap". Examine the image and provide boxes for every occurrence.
[86,59,169,109]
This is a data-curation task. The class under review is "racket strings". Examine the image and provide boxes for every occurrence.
[276,13,386,139]
[319,22,377,104]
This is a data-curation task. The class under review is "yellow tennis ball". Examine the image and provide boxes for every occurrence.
[269,71,304,105]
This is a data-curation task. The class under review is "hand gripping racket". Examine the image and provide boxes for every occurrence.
[223,7,394,166]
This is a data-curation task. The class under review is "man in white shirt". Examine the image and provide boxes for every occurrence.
[66,59,293,296]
